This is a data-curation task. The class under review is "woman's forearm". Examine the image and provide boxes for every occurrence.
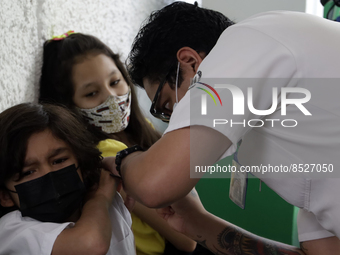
[133,201,196,252]
[185,211,306,255]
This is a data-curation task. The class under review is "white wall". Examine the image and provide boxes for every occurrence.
[0,0,172,131]
[0,0,39,113]
[202,0,306,22]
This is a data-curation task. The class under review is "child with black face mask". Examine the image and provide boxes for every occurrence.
[0,103,135,255]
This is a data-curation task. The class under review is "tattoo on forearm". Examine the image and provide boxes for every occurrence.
[216,226,306,255]
[198,226,306,255]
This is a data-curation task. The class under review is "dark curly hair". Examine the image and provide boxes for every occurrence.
[39,33,161,150]
[0,103,102,217]
[127,1,234,89]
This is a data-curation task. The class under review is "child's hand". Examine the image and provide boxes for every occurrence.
[101,157,120,177]
[87,169,120,204]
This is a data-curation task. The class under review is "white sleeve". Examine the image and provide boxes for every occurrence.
[164,25,297,158]
[297,208,334,242]
[107,192,135,255]
[0,211,73,255]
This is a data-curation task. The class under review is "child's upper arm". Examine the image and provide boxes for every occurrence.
[0,211,73,255]
[51,225,108,255]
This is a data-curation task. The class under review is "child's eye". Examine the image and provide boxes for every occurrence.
[22,170,36,177]
[110,80,120,86]
[85,91,97,97]
[52,158,68,165]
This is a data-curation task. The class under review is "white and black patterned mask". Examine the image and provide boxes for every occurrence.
[78,88,131,133]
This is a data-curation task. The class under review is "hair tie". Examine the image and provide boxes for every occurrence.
[52,30,76,41]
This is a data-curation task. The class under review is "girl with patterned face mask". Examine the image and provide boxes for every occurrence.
[39,32,157,149]
[72,52,132,137]
[39,32,196,255]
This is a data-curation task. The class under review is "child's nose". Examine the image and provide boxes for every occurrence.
[104,85,118,97]
[40,166,56,176]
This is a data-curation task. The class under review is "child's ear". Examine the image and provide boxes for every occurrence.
[0,190,15,207]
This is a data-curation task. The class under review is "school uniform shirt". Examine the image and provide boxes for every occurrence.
[0,192,135,255]
[164,11,340,242]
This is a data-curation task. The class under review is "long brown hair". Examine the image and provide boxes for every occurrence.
[39,33,161,149]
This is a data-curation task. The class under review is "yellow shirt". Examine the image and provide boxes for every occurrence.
[97,139,165,255]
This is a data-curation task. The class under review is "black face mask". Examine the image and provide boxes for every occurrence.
[8,164,85,223]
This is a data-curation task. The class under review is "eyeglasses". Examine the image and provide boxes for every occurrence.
[149,73,171,122]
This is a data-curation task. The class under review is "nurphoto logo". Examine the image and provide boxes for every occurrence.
[195,81,312,128]
[196,82,223,115]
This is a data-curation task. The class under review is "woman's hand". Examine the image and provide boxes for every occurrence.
[156,188,206,235]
